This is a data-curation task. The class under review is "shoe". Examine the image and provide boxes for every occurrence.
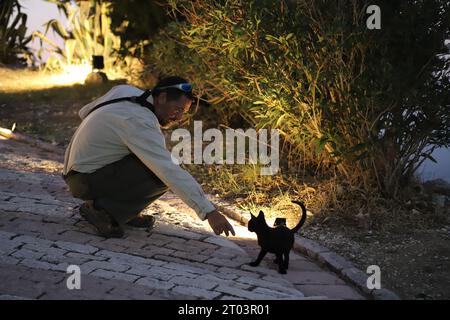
[79,201,124,238]
[126,215,156,229]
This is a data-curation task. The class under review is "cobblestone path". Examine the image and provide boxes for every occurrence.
[0,138,366,300]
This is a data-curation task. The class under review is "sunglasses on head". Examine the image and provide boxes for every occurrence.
[155,83,193,93]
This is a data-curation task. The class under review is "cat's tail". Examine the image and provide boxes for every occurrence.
[290,200,307,233]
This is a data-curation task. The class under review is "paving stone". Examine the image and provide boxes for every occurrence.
[284,271,346,285]
[81,260,130,274]
[136,245,176,257]
[296,284,365,300]
[107,286,150,299]
[13,235,54,247]
[94,250,162,265]
[165,241,200,252]
[210,247,241,259]
[0,276,46,299]
[58,231,101,244]
[168,275,217,290]
[0,255,20,265]
[151,264,202,279]
[55,241,99,255]
[0,294,32,300]
[236,276,300,295]
[19,258,56,270]
[21,269,66,284]
[0,192,15,201]
[185,239,218,251]
[204,237,247,254]
[146,233,179,245]
[12,248,45,260]
[196,275,251,290]
[217,267,261,279]
[47,262,70,272]
[101,237,147,250]
[158,257,219,273]
[252,287,303,299]
[204,257,245,268]
[0,230,16,240]
[219,295,245,300]
[171,250,209,262]
[155,224,205,240]
[125,265,154,278]
[171,285,221,300]
[24,245,66,258]
[90,269,140,283]
[0,240,23,255]
[288,259,324,272]
[0,203,19,211]
[240,263,281,276]
[135,276,175,290]
[41,254,70,265]
[65,252,108,262]
[214,285,283,300]
[87,239,128,253]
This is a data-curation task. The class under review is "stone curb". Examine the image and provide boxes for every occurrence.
[213,199,401,300]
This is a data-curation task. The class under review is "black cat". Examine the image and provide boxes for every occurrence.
[247,200,307,274]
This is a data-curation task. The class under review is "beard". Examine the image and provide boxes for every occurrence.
[160,118,177,129]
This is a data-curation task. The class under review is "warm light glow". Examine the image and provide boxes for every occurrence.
[0,63,94,93]
[49,62,92,86]
[0,126,14,141]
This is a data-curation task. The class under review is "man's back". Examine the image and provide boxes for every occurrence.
[64,85,160,175]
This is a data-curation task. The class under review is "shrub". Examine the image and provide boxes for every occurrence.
[0,0,32,66]
[141,0,450,201]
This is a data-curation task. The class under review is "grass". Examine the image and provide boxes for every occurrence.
[0,67,122,144]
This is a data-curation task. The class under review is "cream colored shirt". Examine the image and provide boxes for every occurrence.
[63,84,215,220]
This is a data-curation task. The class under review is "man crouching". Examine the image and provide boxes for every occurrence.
[63,76,235,238]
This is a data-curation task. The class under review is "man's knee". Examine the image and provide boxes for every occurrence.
[64,174,91,200]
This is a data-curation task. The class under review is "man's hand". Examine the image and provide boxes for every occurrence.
[206,209,236,237]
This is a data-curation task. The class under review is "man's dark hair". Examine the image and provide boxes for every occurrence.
[152,76,193,101]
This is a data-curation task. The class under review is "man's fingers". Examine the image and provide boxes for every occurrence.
[227,222,236,236]
[209,214,236,236]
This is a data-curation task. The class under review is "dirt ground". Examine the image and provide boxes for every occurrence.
[302,224,450,299]
[1,70,449,300]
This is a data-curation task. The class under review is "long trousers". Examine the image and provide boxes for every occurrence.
[64,154,168,225]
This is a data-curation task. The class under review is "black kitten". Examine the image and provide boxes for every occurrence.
[247,201,307,274]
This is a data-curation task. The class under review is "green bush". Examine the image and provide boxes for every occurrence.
[140,0,449,199]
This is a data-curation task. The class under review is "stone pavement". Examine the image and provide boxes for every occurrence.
[0,137,367,300]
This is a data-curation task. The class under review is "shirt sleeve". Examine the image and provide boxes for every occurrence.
[122,117,215,220]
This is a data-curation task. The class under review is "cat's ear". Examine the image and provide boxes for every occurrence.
[250,211,256,218]
[258,210,265,219]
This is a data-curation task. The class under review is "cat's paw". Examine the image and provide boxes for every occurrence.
[249,261,259,267]
[278,269,287,274]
